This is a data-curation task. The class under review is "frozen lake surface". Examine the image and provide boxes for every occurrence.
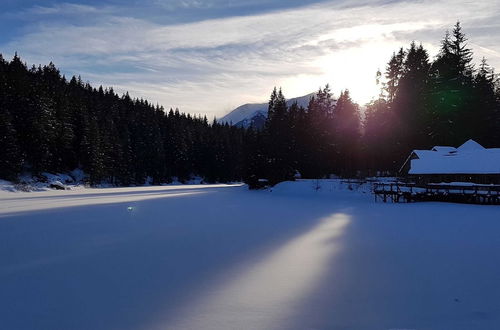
[1,181,500,330]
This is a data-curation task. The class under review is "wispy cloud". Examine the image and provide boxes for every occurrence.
[154,0,215,10]
[2,0,500,117]
[27,3,102,15]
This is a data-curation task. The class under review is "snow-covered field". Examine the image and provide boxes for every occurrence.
[1,180,500,330]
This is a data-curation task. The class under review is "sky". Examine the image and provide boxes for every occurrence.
[1,0,500,118]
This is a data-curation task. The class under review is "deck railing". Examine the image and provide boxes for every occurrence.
[373,182,500,204]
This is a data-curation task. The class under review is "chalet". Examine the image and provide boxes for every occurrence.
[400,139,500,184]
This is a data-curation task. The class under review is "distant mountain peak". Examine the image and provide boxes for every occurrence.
[219,93,315,129]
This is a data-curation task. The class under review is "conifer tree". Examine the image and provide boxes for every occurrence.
[333,90,361,176]
[392,42,431,156]
[472,58,499,146]
[363,98,394,173]
[385,48,406,102]
[0,107,22,180]
[427,21,475,145]
[264,88,294,184]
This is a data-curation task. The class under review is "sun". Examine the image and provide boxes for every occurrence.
[282,39,403,106]
[316,43,395,105]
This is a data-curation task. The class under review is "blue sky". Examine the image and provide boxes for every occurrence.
[1,0,500,117]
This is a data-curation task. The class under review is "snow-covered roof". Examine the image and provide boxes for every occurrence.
[408,140,500,175]
[457,139,485,151]
[413,150,441,159]
[431,146,457,154]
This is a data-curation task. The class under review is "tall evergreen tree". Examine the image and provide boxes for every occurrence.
[333,90,361,175]
[427,21,475,145]
[264,88,295,184]
[392,42,431,157]
[472,58,500,146]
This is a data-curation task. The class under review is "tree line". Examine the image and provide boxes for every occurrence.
[0,53,244,184]
[1,22,499,187]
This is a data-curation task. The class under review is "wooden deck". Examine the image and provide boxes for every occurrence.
[373,182,500,205]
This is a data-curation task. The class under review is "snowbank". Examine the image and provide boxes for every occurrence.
[1,171,88,192]
[0,171,239,193]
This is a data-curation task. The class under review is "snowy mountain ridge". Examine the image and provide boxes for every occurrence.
[219,93,316,128]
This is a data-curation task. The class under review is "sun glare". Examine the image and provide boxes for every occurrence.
[281,21,432,106]
[161,213,351,330]
[281,40,400,105]
[318,41,400,104]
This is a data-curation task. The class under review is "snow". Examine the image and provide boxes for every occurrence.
[410,149,500,174]
[1,181,500,330]
[409,140,500,175]
[428,181,500,187]
[219,103,267,125]
[219,93,315,125]
[431,146,457,154]
[457,139,485,151]
[0,171,219,193]
[2,171,89,192]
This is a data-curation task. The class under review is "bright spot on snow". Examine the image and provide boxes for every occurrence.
[163,213,351,330]
[127,206,134,211]
[0,185,241,217]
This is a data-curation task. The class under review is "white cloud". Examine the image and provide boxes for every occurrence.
[25,3,105,15]
[3,0,500,117]
[154,0,215,10]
